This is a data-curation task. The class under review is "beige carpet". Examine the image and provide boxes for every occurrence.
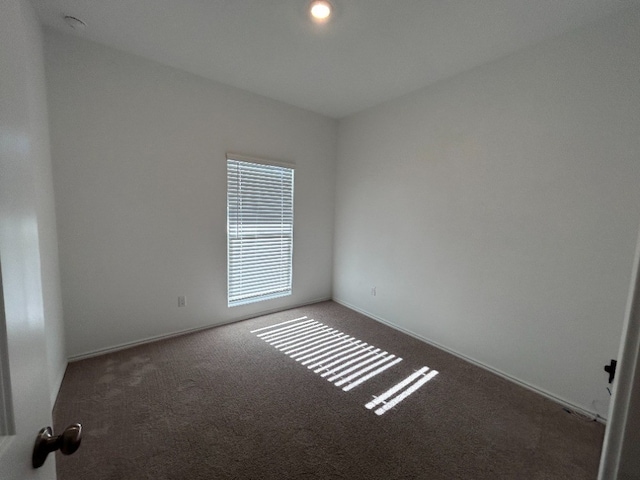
[54,301,604,479]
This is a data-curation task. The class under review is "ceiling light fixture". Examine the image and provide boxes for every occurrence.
[310,0,332,22]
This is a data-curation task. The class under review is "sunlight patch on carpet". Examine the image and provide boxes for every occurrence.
[251,316,402,392]
[366,367,439,415]
[252,316,440,415]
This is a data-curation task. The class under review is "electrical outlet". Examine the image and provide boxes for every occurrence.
[371,287,376,296]
[178,295,186,307]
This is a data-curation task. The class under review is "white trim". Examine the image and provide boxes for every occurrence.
[598,225,640,479]
[333,297,605,424]
[225,152,295,169]
[49,362,67,407]
[0,266,14,436]
[67,297,331,362]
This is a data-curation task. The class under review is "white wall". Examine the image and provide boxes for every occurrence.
[44,30,337,358]
[334,7,640,418]
[0,0,64,477]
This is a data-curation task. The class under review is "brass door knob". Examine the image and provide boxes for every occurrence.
[32,423,82,468]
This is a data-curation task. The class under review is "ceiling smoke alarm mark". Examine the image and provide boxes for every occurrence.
[63,15,86,32]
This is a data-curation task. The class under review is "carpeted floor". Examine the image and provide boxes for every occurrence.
[54,301,604,479]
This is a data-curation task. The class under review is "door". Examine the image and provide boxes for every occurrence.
[0,254,55,480]
[0,0,58,478]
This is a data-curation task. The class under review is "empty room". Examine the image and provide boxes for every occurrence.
[2,0,640,479]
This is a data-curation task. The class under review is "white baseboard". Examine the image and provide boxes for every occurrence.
[333,297,606,424]
[67,295,606,424]
[68,297,332,362]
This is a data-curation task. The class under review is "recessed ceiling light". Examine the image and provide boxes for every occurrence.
[310,0,332,22]
[63,15,87,32]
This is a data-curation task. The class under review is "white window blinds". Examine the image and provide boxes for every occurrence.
[227,156,294,307]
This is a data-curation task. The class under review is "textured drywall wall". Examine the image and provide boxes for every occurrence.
[44,30,337,357]
[334,8,640,417]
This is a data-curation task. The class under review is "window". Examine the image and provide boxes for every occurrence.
[227,155,294,307]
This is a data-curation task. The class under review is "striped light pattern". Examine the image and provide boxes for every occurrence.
[227,156,294,307]
[251,316,402,392]
[366,367,439,416]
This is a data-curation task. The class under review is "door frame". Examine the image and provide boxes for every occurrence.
[599,226,640,478]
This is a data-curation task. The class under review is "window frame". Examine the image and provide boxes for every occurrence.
[226,153,295,308]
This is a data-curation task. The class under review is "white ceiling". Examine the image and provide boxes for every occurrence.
[31,0,636,118]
